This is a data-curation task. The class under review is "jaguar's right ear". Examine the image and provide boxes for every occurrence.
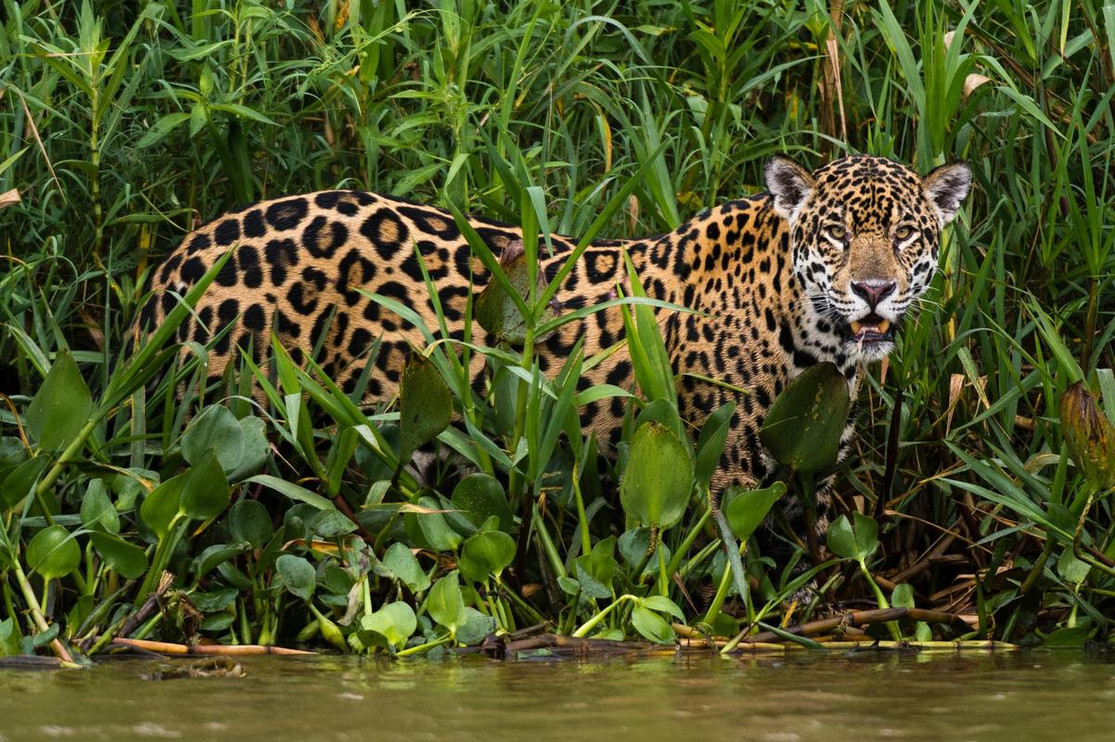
[765,156,816,221]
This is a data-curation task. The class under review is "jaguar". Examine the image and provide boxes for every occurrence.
[139,154,970,492]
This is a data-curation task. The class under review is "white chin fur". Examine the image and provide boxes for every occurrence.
[847,339,894,362]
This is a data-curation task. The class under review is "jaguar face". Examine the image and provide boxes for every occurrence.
[766,154,971,361]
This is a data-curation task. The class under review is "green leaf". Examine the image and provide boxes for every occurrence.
[397,355,452,465]
[459,530,516,582]
[181,449,231,520]
[276,554,316,601]
[26,526,80,579]
[722,482,787,542]
[361,601,418,651]
[140,473,187,538]
[425,570,465,636]
[0,618,20,657]
[26,349,92,452]
[244,475,337,511]
[195,543,250,579]
[639,595,685,621]
[228,499,273,549]
[382,543,431,593]
[455,607,497,646]
[826,513,879,562]
[181,406,269,482]
[620,421,694,530]
[451,474,514,532]
[412,495,462,552]
[80,479,120,534]
[760,362,851,473]
[90,532,148,579]
[474,238,560,344]
[631,603,675,644]
[694,403,735,489]
[0,456,49,511]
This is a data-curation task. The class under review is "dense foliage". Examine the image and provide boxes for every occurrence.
[1,0,1114,660]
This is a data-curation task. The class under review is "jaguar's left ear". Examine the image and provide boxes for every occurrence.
[923,162,971,225]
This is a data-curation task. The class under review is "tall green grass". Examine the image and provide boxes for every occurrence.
[1,0,1114,657]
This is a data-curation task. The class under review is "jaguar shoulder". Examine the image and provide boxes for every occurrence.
[140,154,971,490]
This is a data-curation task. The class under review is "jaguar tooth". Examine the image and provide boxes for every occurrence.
[877,319,891,334]
[850,320,863,335]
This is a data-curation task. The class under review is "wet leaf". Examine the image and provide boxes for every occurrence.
[26,349,92,452]
[26,526,80,579]
[455,607,497,646]
[827,513,878,562]
[410,495,462,552]
[397,355,452,465]
[620,421,694,530]
[140,473,187,538]
[760,362,851,473]
[695,403,735,490]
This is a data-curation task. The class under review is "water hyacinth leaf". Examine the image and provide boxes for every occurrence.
[397,354,452,465]
[26,526,80,579]
[0,437,28,479]
[195,543,251,579]
[474,238,560,344]
[620,421,694,530]
[382,543,431,593]
[181,449,231,520]
[26,349,93,452]
[640,595,685,621]
[459,530,516,582]
[455,608,497,646]
[1060,381,1115,491]
[412,495,462,552]
[426,571,465,635]
[90,532,148,579]
[229,499,273,549]
[760,362,851,473]
[80,479,120,534]
[0,618,19,657]
[276,554,316,601]
[0,457,49,511]
[631,603,674,644]
[572,561,613,599]
[181,406,269,482]
[361,601,417,650]
[827,513,879,562]
[722,482,787,542]
[451,473,514,531]
[695,402,735,490]
[140,473,187,538]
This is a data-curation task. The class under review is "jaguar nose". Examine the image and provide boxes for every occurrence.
[850,280,897,310]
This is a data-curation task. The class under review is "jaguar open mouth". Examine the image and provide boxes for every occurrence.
[847,313,894,343]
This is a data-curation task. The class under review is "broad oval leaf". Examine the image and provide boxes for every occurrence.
[181,406,269,482]
[425,570,465,635]
[397,355,452,465]
[26,349,92,452]
[474,238,560,344]
[26,526,80,579]
[80,479,120,534]
[276,554,316,601]
[451,474,514,532]
[722,482,787,542]
[382,542,431,593]
[620,421,694,530]
[459,530,516,582]
[361,601,417,650]
[760,362,851,473]
[181,449,231,520]
[90,532,148,579]
[631,603,675,644]
[140,473,187,538]
[228,499,273,549]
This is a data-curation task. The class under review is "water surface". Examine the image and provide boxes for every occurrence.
[2,650,1113,741]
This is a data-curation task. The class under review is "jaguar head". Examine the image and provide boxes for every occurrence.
[766,154,971,361]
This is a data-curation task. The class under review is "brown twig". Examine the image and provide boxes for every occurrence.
[108,638,316,656]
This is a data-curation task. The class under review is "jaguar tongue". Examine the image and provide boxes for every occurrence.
[850,318,892,337]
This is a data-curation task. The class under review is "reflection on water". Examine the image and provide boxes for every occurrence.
[2,651,1114,741]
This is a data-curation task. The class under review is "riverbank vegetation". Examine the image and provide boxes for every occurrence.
[1,0,1114,661]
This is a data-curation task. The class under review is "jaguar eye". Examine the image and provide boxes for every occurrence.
[894,225,916,241]
[826,225,847,242]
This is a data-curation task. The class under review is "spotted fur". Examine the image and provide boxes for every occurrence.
[140,155,970,491]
